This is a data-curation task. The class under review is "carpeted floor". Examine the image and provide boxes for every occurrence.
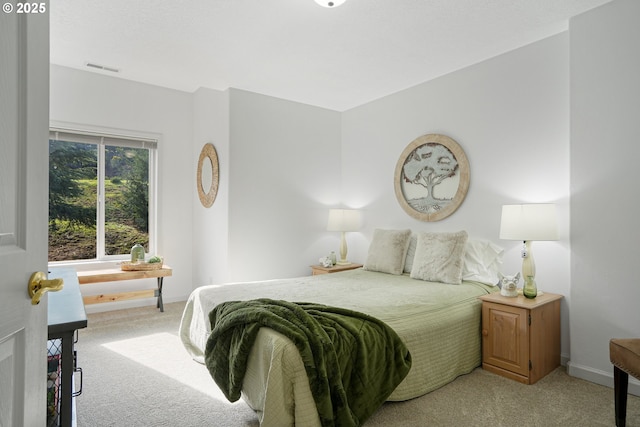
[74,301,639,426]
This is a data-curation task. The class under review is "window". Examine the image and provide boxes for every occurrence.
[48,128,157,262]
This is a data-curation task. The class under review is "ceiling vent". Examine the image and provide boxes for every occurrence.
[85,62,120,73]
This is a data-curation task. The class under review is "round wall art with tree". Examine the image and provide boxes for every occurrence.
[394,133,470,221]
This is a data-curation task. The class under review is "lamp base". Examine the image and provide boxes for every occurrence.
[523,276,538,299]
[522,240,535,279]
[337,232,350,266]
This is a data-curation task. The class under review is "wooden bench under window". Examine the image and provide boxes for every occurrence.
[77,266,172,312]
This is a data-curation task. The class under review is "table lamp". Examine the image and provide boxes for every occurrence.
[327,209,362,265]
[499,204,558,294]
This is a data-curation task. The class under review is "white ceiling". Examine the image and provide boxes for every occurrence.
[50,0,611,111]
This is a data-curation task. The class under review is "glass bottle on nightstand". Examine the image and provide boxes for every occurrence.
[523,275,537,299]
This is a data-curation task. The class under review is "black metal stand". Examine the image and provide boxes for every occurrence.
[155,277,164,312]
[48,268,87,427]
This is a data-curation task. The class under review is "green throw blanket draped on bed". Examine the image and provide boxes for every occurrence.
[204,298,412,427]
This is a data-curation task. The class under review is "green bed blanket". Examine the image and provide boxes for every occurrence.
[204,298,412,427]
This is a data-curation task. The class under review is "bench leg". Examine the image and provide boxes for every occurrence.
[614,365,628,427]
[156,277,164,312]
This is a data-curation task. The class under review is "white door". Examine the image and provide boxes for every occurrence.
[0,4,50,426]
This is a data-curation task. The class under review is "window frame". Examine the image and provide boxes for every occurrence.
[48,122,159,267]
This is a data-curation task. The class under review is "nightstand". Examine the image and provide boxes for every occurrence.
[310,263,363,276]
[479,291,562,384]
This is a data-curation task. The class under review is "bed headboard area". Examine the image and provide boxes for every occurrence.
[362,228,503,287]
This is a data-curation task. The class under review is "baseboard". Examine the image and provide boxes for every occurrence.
[567,360,640,397]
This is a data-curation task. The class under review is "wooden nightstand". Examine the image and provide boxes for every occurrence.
[479,291,562,384]
[310,263,363,276]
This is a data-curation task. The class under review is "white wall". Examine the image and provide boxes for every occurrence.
[227,89,343,281]
[50,64,195,311]
[48,67,345,303]
[192,87,230,287]
[568,0,640,394]
[341,34,572,358]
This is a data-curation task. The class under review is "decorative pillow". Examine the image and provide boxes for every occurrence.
[403,234,417,274]
[462,239,504,286]
[410,231,468,284]
[363,229,412,275]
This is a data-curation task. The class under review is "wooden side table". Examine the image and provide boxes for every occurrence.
[310,263,363,276]
[479,291,562,384]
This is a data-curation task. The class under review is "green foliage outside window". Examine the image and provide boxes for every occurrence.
[49,139,151,261]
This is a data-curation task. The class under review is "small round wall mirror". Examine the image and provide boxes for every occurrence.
[197,143,219,208]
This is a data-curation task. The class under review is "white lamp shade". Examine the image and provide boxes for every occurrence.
[499,204,558,241]
[314,0,346,7]
[327,209,362,232]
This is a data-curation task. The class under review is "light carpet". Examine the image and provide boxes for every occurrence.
[74,301,640,426]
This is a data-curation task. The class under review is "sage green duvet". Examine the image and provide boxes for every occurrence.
[180,268,497,426]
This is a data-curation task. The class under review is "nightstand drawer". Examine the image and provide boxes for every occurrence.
[482,302,530,378]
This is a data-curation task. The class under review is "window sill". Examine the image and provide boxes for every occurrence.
[48,259,128,273]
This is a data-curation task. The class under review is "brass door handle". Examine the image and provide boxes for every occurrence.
[28,272,64,305]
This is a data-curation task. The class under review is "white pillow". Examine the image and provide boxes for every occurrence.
[462,239,504,286]
[410,231,468,284]
[363,229,412,275]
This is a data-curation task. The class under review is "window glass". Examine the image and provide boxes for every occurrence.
[104,145,150,256]
[49,140,97,260]
[48,129,156,262]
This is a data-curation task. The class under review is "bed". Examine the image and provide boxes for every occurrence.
[179,230,503,426]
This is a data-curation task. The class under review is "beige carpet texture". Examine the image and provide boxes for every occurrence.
[74,301,640,426]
